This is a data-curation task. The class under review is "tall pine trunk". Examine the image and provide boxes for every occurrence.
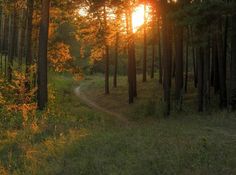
[103,5,110,94]
[113,31,119,88]
[37,0,50,110]
[157,17,162,84]
[7,10,16,82]
[25,0,34,90]
[175,25,183,110]
[217,20,227,108]
[126,11,134,103]
[230,14,236,110]
[0,10,5,73]
[150,7,155,79]
[197,47,204,112]
[162,7,172,116]
[143,1,147,82]
[185,27,189,93]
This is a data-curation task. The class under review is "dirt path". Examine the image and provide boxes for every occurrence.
[74,86,130,126]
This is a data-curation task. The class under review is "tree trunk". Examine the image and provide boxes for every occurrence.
[37,0,50,110]
[113,31,119,88]
[17,9,25,70]
[126,11,134,104]
[0,10,5,73]
[143,1,147,82]
[150,7,155,79]
[190,27,197,88]
[103,5,110,95]
[7,10,16,82]
[162,15,172,116]
[25,0,34,90]
[217,20,227,108]
[185,27,189,93]
[204,43,210,109]
[175,25,183,110]
[158,17,162,84]
[230,14,236,110]
[212,35,220,93]
[197,47,204,112]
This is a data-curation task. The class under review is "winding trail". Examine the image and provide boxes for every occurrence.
[74,86,130,126]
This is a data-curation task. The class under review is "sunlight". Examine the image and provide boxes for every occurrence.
[132,4,150,32]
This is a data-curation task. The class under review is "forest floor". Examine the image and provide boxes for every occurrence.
[1,73,236,175]
[74,86,129,125]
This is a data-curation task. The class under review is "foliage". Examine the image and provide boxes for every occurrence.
[48,42,73,73]
[0,72,37,129]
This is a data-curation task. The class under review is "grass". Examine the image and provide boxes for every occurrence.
[0,72,235,174]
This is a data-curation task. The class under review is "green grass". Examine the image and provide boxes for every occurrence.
[0,73,235,174]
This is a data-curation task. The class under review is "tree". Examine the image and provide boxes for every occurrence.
[7,5,16,82]
[103,4,110,94]
[143,0,147,82]
[37,0,50,110]
[25,0,34,90]
[161,0,172,116]
[230,14,236,110]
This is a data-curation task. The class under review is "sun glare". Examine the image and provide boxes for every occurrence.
[132,4,150,32]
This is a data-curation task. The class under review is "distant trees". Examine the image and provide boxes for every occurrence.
[0,0,51,110]
[1,0,235,116]
[74,0,236,116]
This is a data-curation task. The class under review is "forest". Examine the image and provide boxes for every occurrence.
[0,0,236,174]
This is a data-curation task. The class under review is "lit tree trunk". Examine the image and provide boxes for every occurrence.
[103,5,110,94]
[143,1,147,82]
[150,7,155,79]
[37,0,50,110]
[25,0,34,90]
[157,17,162,84]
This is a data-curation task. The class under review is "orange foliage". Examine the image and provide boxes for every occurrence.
[48,42,73,72]
[0,71,37,128]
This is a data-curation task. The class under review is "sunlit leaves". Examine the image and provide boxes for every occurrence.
[48,42,73,72]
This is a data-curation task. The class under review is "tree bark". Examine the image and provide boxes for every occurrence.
[0,9,5,73]
[230,14,236,110]
[217,20,227,108]
[37,0,50,110]
[143,1,147,82]
[150,7,155,79]
[7,10,16,82]
[162,9,172,116]
[197,47,204,112]
[103,5,110,94]
[175,25,183,110]
[25,0,34,90]
[113,31,119,88]
[184,27,189,93]
[157,17,162,84]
